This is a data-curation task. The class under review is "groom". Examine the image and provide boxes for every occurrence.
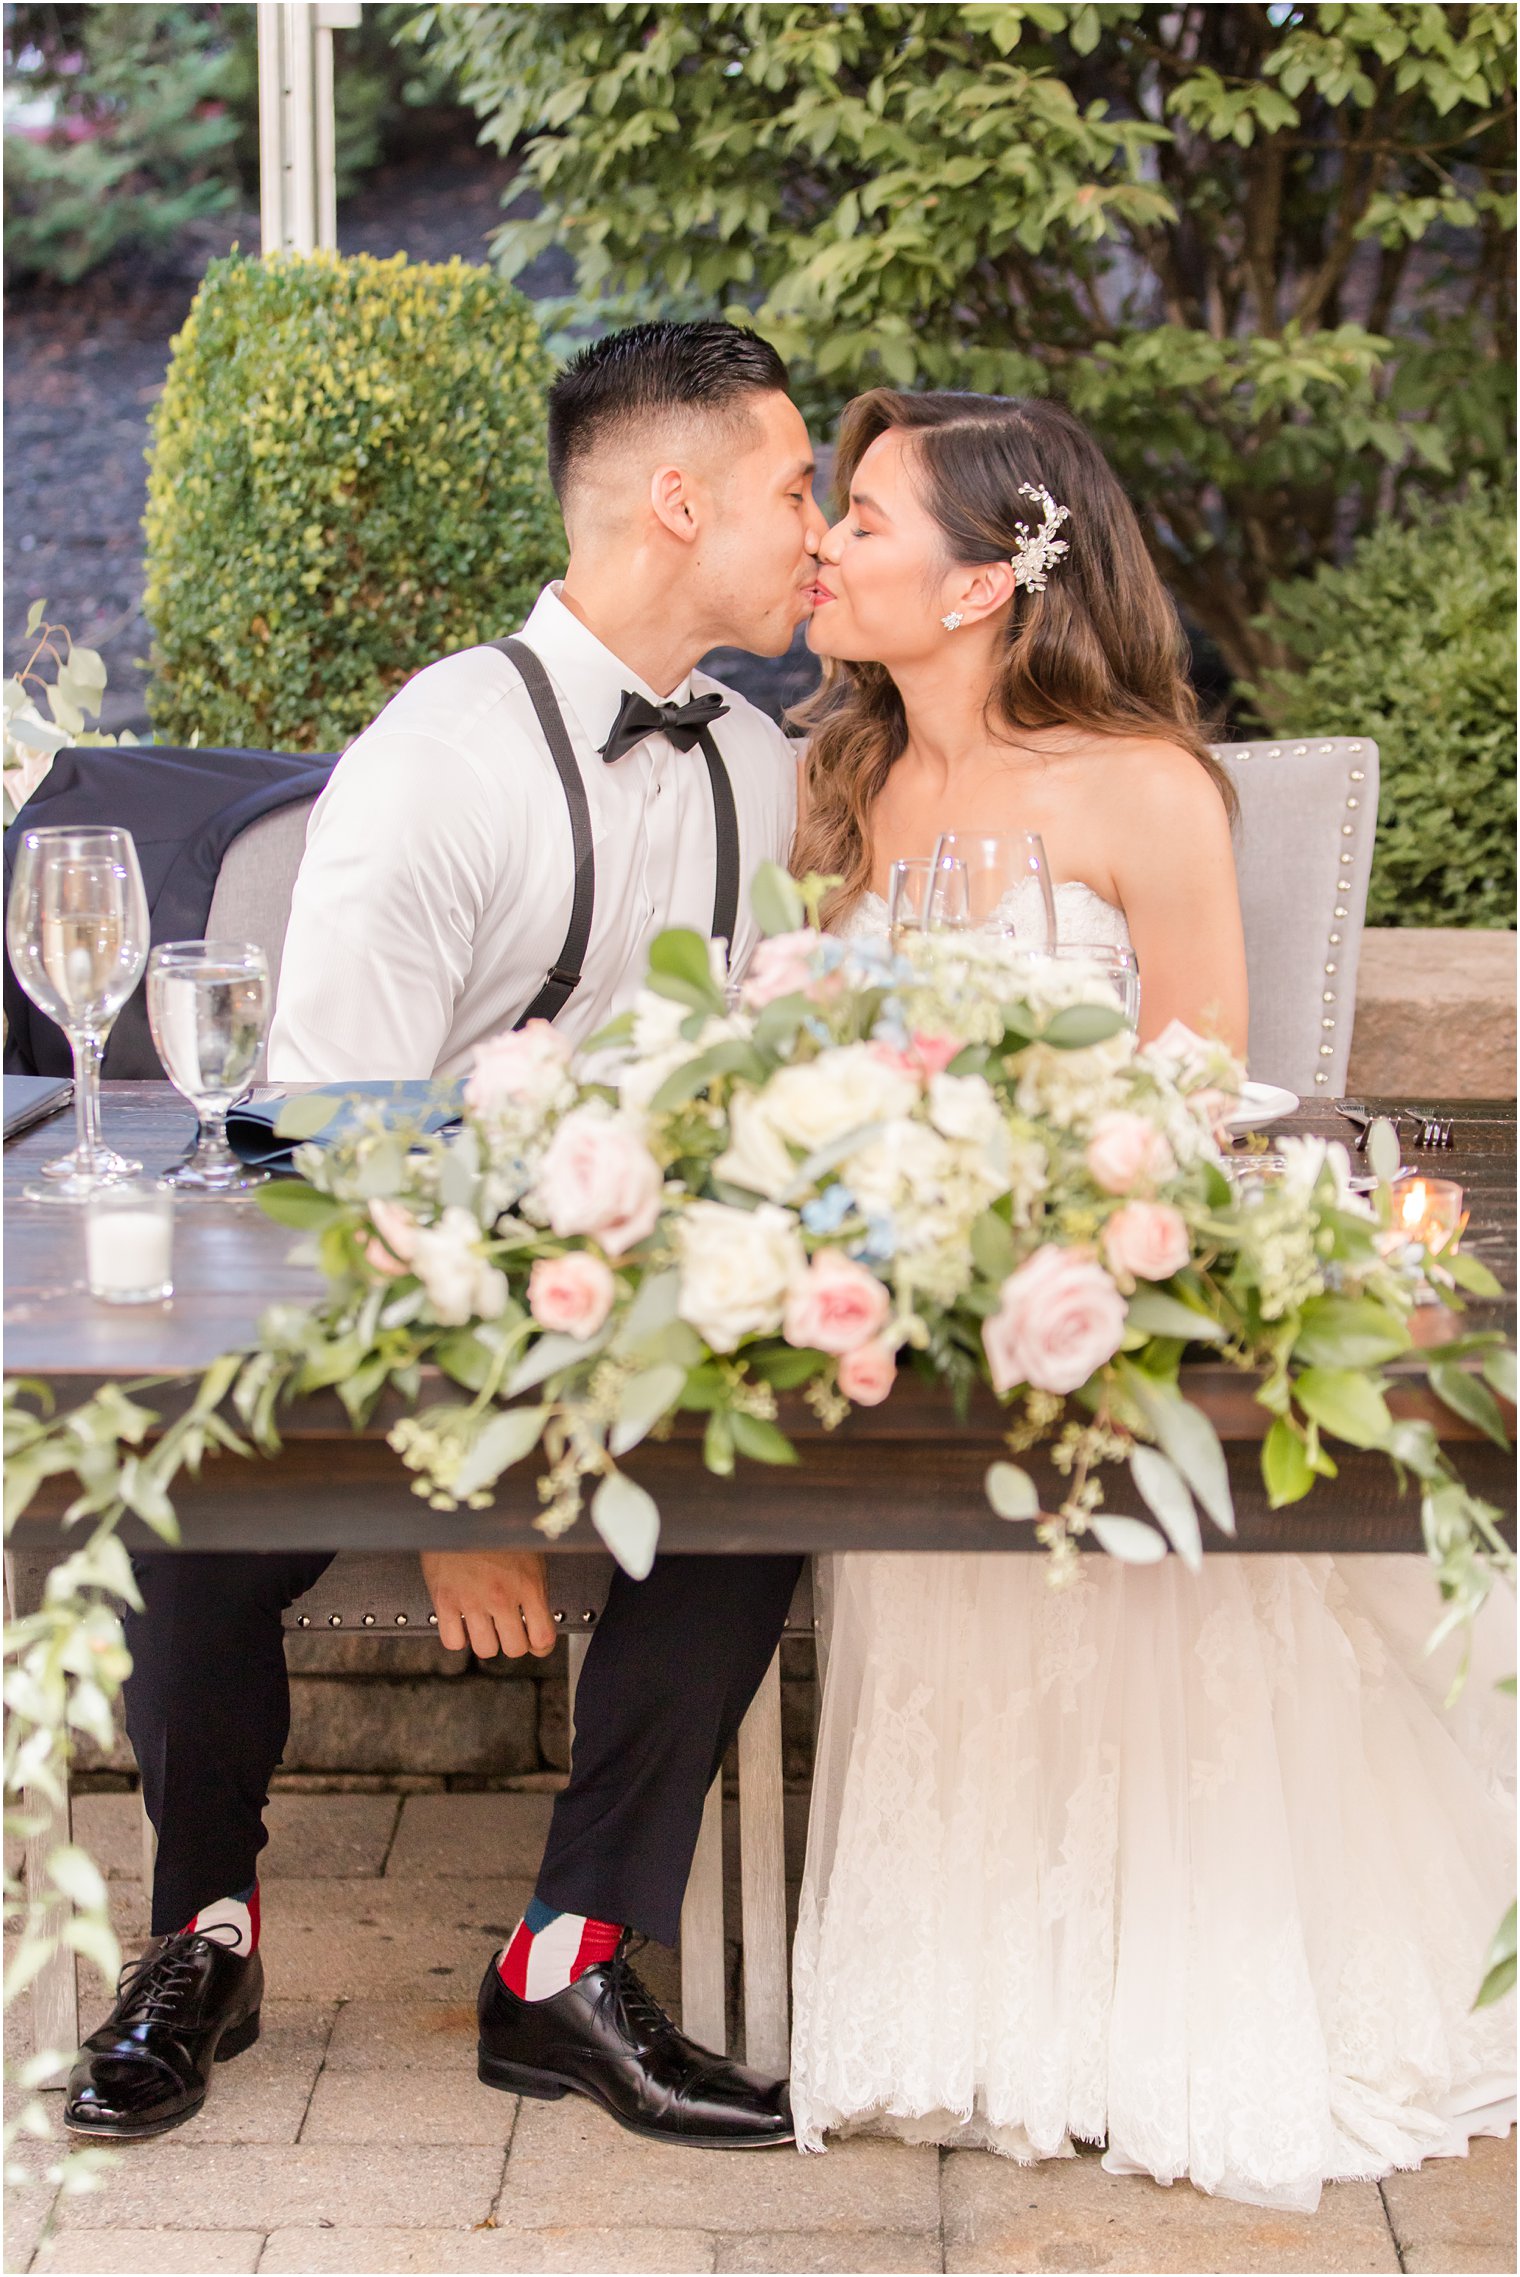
[65,320,827,2147]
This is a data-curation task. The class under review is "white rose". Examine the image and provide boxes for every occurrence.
[927,1071,1003,1149]
[713,1090,797,1201]
[675,1200,805,1352]
[763,1045,920,1155]
[844,1120,959,1224]
[410,1206,510,1327]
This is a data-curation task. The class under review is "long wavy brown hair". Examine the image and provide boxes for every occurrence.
[792,390,1234,926]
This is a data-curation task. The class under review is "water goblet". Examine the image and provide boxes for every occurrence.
[1042,942,1141,1029]
[6,825,150,1202]
[887,856,969,942]
[147,940,272,1191]
[930,831,1058,949]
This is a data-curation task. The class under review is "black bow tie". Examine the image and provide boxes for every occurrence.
[600,688,729,767]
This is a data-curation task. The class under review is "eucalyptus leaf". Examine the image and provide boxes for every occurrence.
[1039,1001,1126,1050]
[1481,1346,1518,1405]
[611,1271,680,1357]
[46,1842,109,1913]
[274,1093,341,1142]
[1261,1415,1315,1506]
[1123,1288,1228,1344]
[1427,1359,1512,1450]
[782,1119,886,1203]
[648,927,722,1004]
[729,1411,799,1465]
[1089,1514,1168,1563]
[1118,1362,1235,1536]
[1294,1366,1393,1449]
[750,861,806,938]
[1128,1444,1202,1569]
[1366,1116,1401,1184]
[969,1209,1016,1285]
[507,1328,607,1396]
[1444,1248,1504,1299]
[985,1460,1039,1519]
[1292,1294,1411,1368]
[25,597,46,636]
[609,1363,687,1456]
[453,1404,548,1499]
[649,1038,767,1115]
[591,1470,661,1578]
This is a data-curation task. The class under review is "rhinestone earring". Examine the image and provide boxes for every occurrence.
[941,611,963,631]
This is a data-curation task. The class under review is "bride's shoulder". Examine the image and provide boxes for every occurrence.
[1094,736,1231,825]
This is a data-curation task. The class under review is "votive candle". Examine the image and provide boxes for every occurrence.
[86,1181,174,1305]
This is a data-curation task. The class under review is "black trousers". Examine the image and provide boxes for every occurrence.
[124,1548,802,1949]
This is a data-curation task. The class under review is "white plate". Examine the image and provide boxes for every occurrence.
[1225,1081,1299,1133]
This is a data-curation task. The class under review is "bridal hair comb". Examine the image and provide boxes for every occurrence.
[1010,482,1070,593]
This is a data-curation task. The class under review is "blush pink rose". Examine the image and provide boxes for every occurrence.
[464,1020,573,1115]
[1085,1111,1176,1195]
[742,929,822,1008]
[533,1107,664,1257]
[982,1245,1127,1396]
[528,1252,616,1340]
[783,1249,892,1356]
[364,1197,421,1278]
[1102,1201,1191,1285]
[870,1029,962,1084]
[838,1338,898,1406]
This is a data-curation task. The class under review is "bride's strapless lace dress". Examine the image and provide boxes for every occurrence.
[789,882,1516,2211]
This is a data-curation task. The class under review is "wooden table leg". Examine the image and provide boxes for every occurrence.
[679,1778,727,2053]
[737,1651,789,2077]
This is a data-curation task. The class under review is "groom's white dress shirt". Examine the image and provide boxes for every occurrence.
[268,584,797,1081]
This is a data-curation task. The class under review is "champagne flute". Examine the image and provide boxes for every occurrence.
[931,831,1058,949]
[147,941,272,1191]
[887,856,969,942]
[1044,941,1141,1029]
[6,826,150,1202]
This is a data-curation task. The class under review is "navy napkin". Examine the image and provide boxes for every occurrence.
[226,1080,465,1172]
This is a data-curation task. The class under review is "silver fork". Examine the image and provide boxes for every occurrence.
[1415,1115,1454,1150]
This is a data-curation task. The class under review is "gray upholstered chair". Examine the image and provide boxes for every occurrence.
[1214,735,1379,1096]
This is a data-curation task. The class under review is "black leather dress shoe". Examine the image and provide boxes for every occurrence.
[64,1928,263,2140]
[477,1938,792,2149]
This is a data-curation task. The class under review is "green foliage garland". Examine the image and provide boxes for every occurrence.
[143,250,566,754]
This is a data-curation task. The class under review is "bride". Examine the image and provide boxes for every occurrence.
[786,388,1515,2211]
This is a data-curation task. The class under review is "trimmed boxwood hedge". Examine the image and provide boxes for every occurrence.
[144,250,565,752]
[1246,483,1516,930]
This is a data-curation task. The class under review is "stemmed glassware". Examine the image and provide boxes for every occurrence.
[146,941,272,1191]
[1043,941,1141,1029]
[6,825,150,1203]
[930,831,1058,950]
[887,856,969,942]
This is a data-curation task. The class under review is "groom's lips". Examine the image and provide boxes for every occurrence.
[805,580,835,606]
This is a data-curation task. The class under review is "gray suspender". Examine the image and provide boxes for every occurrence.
[487,636,741,1030]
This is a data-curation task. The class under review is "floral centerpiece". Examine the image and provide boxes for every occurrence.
[150,863,1508,1594]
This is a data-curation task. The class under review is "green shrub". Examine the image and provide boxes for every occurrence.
[1246,486,1515,929]
[3,5,240,285]
[143,251,566,752]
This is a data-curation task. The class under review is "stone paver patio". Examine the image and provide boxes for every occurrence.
[8,1790,1514,2276]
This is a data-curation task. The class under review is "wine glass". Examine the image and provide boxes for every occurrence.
[146,941,271,1191]
[887,856,969,942]
[1043,942,1141,1029]
[6,825,150,1202]
[931,831,1058,949]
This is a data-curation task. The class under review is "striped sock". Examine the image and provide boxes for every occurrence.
[497,1897,621,2001]
[184,1882,260,1957]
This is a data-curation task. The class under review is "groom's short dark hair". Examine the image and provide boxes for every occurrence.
[547,319,790,503]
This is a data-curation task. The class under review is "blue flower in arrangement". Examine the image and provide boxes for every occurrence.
[802,1183,856,1236]
[853,1210,898,1266]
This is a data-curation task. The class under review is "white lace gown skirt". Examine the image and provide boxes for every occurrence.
[789,1551,1516,2211]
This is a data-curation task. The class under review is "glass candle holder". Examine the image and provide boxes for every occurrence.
[86,1179,174,1305]
[1394,1176,1467,1257]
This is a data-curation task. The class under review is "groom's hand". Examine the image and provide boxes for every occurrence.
[420,1550,558,1660]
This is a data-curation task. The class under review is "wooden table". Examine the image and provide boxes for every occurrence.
[6,1086,1515,1558]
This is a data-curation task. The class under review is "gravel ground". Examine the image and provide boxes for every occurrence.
[4,142,822,742]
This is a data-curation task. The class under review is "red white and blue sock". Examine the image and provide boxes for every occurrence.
[184,1882,260,1957]
[498,1896,621,2000]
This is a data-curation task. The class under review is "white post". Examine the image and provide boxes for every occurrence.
[256,2,361,256]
